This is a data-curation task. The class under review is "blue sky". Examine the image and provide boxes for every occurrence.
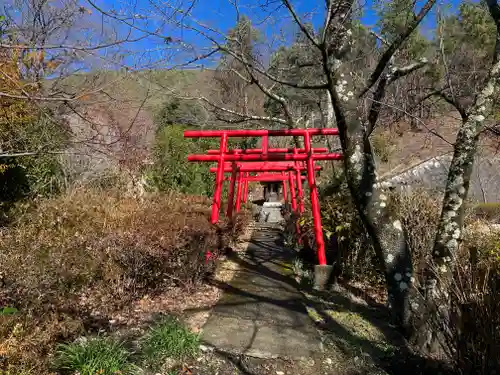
[180,0,462,37]
[93,0,465,69]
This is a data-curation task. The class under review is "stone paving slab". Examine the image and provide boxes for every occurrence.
[201,224,321,359]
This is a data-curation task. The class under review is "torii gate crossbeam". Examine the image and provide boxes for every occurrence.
[184,128,342,269]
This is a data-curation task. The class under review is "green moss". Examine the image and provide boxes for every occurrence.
[324,310,385,343]
[305,305,325,324]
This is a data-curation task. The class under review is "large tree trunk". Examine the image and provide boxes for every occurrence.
[329,91,414,329]
[320,0,435,331]
[411,53,500,352]
[406,1,500,354]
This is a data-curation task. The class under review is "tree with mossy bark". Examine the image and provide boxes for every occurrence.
[408,0,500,353]
[154,0,435,328]
[88,0,500,352]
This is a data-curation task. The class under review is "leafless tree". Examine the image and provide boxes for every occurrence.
[408,0,500,352]
[0,0,179,183]
[107,0,433,329]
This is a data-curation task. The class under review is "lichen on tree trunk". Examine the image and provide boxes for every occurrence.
[411,55,500,353]
[319,0,438,331]
[409,1,500,351]
[433,61,500,267]
[330,94,414,328]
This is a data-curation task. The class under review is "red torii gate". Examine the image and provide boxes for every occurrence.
[208,161,314,212]
[206,147,329,155]
[209,163,320,215]
[184,128,342,267]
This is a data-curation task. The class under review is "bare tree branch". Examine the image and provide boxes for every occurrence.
[215,41,328,89]
[321,0,336,45]
[0,32,151,51]
[367,77,388,135]
[413,88,468,120]
[367,59,429,134]
[234,61,299,131]
[0,68,122,103]
[0,150,67,158]
[359,0,437,98]
[436,6,459,113]
[388,59,428,83]
[434,91,468,120]
[86,0,173,42]
[199,96,288,125]
[155,5,329,90]
[366,96,454,145]
[281,0,320,48]
[369,30,390,46]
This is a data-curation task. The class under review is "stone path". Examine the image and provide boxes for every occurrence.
[201,224,321,359]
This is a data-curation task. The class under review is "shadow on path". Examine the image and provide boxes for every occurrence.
[188,224,451,374]
[199,224,320,359]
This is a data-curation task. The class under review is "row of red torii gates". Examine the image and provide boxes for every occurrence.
[184,128,342,266]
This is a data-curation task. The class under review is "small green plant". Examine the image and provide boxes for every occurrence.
[140,317,199,369]
[52,337,137,375]
[0,306,18,316]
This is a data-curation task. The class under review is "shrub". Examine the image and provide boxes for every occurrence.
[301,184,444,285]
[0,50,68,209]
[390,188,442,281]
[140,317,199,370]
[296,172,378,282]
[53,337,137,375]
[0,113,67,218]
[0,189,217,310]
[146,124,218,195]
[147,112,258,196]
[0,188,246,373]
[383,192,499,374]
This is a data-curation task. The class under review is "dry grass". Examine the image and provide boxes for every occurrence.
[469,202,500,222]
[299,185,499,373]
[383,192,500,373]
[390,189,442,280]
[0,188,247,373]
[449,221,500,374]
